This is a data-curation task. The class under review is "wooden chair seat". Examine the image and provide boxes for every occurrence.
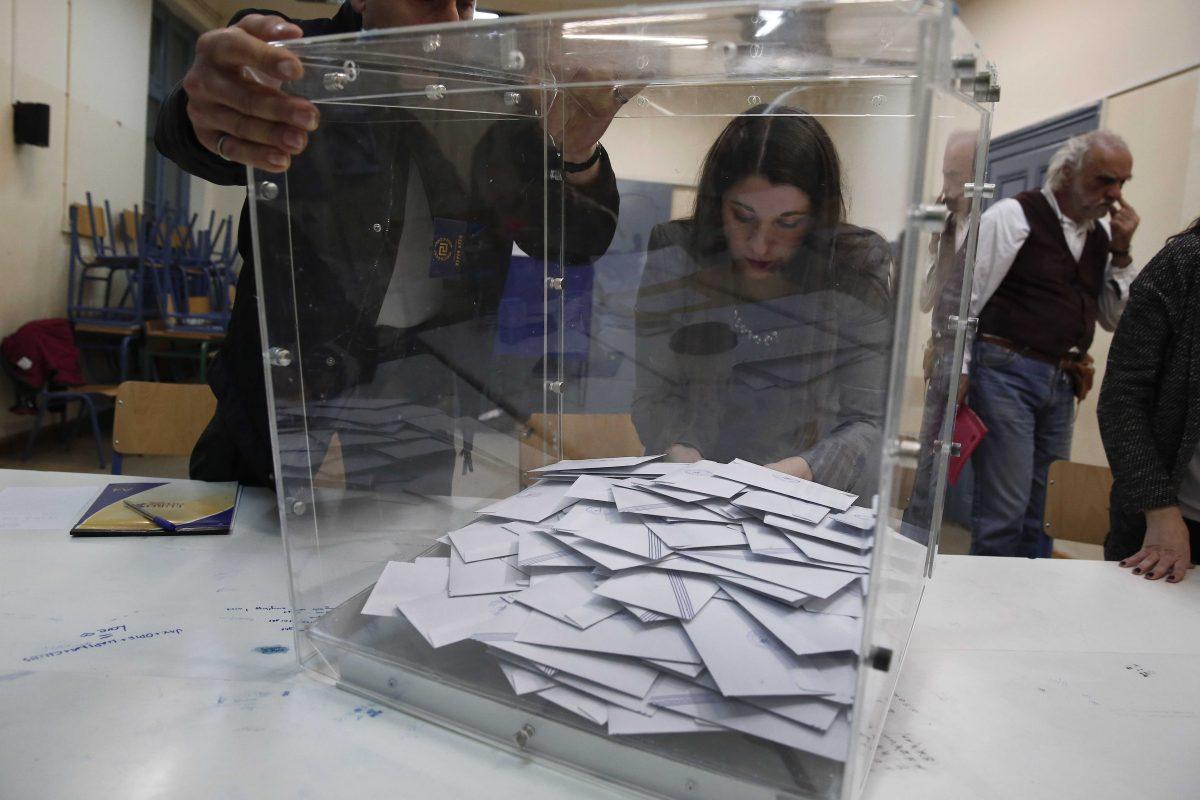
[144,319,225,342]
[75,322,142,336]
[74,384,119,397]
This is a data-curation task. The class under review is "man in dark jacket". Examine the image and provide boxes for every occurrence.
[156,2,624,488]
[1098,219,1200,583]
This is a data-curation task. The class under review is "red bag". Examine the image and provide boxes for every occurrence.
[948,404,987,486]
[1,319,86,390]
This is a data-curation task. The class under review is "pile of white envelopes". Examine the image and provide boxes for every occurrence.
[362,455,875,761]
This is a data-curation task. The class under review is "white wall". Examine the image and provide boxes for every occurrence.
[959,0,1200,138]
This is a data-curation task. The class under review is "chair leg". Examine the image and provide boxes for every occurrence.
[21,395,47,461]
[199,341,210,384]
[111,452,123,475]
[80,395,107,470]
[119,334,134,382]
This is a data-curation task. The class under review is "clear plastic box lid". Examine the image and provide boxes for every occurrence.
[247,2,993,798]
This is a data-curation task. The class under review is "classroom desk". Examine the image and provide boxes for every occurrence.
[1,468,1196,800]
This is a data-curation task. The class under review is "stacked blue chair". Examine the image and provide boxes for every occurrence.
[66,193,149,381]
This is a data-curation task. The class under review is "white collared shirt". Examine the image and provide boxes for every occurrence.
[964,186,1137,370]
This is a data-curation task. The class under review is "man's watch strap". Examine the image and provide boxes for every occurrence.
[562,144,604,173]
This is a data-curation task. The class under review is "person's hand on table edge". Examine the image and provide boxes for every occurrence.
[183,14,319,173]
[1120,506,1193,583]
[764,456,813,481]
[664,444,703,464]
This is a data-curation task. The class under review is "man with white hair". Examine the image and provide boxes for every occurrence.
[966,130,1139,557]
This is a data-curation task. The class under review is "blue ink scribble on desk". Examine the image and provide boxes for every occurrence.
[22,627,183,663]
[352,706,383,719]
[253,645,289,655]
[223,604,334,632]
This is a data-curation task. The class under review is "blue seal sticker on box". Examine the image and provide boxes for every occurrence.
[429,218,482,277]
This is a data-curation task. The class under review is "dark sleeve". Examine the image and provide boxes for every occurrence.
[1097,247,1182,511]
[471,121,619,264]
[153,8,289,187]
[797,230,894,490]
[631,222,714,456]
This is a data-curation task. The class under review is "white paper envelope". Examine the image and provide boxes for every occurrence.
[695,498,753,520]
[594,568,720,621]
[741,519,811,563]
[802,579,865,618]
[732,490,829,524]
[685,672,842,731]
[622,603,674,624]
[498,661,557,695]
[785,534,873,570]
[646,675,851,759]
[398,592,514,648]
[722,584,862,656]
[652,460,746,499]
[681,599,837,697]
[485,639,660,698]
[626,478,711,503]
[448,547,527,597]
[718,576,810,607]
[553,502,668,559]
[512,570,623,629]
[514,525,594,568]
[565,475,616,503]
[361,558,450,617]
[644,658,705,678]
[713,459,857,511]
[646,520,747,550]
[764,513,873,551]
[686,549,858,599]
[610,487,729,523]
[650,555,812,606]
[553,533,658,571]
[607,705,721,735]
[537,685,609,725]
[531,455,663,473]
[553,673,657,715]
[831,505,876,530]
[446,519,519,563]
[478,481,578,523]
[517,610,702,664]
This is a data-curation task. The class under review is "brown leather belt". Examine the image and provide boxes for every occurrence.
[977,334,1083,368]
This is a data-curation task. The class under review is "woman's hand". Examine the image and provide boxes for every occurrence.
[664,444,703,463]
[1121,506,1193,583]
[764,456,813,481]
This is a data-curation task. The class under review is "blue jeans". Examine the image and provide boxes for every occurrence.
[969,340,1075,557]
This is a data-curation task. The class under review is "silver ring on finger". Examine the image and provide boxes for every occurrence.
[216,133,233,161]
[612,85,630,105]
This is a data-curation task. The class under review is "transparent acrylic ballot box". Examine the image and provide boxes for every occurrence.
[248,3,994,798]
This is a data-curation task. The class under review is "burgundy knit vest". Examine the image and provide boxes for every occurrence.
[977,189,1109,359]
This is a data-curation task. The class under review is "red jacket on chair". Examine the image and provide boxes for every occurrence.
[1,319,86,389]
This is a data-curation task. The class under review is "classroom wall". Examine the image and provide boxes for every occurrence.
[958,0,1200,139]
[0,0,249,443]
[0,0,147,440]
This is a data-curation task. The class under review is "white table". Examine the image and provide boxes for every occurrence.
[1,469,1196,800]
